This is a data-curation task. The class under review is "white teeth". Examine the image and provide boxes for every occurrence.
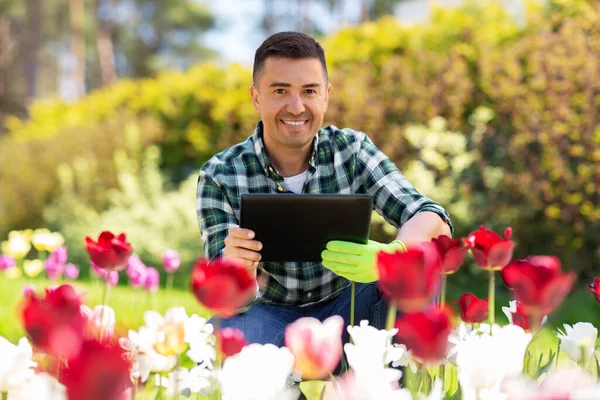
[282,120,306,126]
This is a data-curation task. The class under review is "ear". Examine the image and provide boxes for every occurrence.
[250,84,260,112]
[323,82,332,112]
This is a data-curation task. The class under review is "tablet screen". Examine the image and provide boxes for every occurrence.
[240,194,373,262]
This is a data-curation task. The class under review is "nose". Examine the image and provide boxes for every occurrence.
[285,94,305,115]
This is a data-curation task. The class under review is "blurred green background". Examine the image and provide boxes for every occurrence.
[0,0,599,328]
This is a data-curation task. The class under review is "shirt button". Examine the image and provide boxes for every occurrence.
[277,184,284,191]
[307,292,312,299]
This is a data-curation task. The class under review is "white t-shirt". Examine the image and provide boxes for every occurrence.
[283,170,308,194]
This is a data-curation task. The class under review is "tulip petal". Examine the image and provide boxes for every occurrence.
[487,241,515,269]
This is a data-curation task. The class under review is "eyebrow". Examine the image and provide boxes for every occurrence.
[269,82,322,88]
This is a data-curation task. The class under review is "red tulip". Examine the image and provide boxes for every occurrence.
[377,242,441,313]
[432,235,469,274]
[588,277,600,304]
[217,328,247,359]
[465,226,515,270]
[453,293,488,323]
[21,284,86,359]
[501,256,575,316]
[510,302,538,332]
[85,231,133,272]
[191,258,256,316]
[60,338,132,400]
[395,306,452,363]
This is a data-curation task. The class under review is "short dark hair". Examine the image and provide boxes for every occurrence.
[253,31,328,84]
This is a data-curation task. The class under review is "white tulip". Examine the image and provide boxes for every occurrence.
[0,337,36,392]
[7,373,66,400]
[219,344,298,400]
[557,322,598,363]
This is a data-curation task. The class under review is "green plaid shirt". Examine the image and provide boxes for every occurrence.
[196,121,452,306]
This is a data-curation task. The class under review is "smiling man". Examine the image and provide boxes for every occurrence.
[196,32,452,346]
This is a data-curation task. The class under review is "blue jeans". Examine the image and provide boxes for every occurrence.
[211,282,390,346]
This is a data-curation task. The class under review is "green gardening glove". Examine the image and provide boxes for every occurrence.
[321,239,407,283]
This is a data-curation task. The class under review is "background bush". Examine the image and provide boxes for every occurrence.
[2,0,599,280]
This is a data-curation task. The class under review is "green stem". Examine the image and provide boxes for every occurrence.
[167,273,174,292]
[488,270,495,328]
[385,303,397,331]
[2,391,7,400]
[440,274,447,308]
[350,282,355,328]
[555,339,561,371]
[99,280,111,341]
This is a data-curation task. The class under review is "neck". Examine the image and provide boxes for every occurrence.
[268,148,310,177]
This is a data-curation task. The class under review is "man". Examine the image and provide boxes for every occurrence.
[196,31,452,346]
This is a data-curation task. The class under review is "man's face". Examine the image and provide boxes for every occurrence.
[250,57,331,156]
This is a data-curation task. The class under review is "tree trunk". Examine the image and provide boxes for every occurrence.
[95,0,117,85]
[69,0,86,98]
[24,0,41,99]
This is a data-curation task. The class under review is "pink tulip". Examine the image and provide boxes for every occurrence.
[0,254,16,270]
[162,249,181,272]
[91,262,119,286]
[45,246,68,280]
[64,263,80,279]
[80,305,116,340]
[285,316,344,380]
[126,254,147,288]
[22,284,36,297]
[144,267,159,293]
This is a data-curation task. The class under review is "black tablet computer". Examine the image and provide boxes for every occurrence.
[240,193,373,262]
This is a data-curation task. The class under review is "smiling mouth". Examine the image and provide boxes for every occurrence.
[281,119,309,127]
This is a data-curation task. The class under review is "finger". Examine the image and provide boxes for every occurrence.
[229,225,256,239]
[223,247,262,263]
[322,260,361,274]
[224,235,263,251]
[326,240,364,254]
[321,250,362,265]
[228,257,259,271]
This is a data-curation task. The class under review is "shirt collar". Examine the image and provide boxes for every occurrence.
[252,121,320,174]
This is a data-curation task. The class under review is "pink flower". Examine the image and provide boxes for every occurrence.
[0,254,16,270]
[45,246,68,280]
[64,263,80,279]
[144,267,159,293]
[162,249,181,273]
[22,284,36,297]
[285,316,344,380]
[91,262,119,286]
[126,254,147,288]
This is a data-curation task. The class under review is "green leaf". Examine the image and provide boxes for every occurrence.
[443,364,460,396]
[536,351,556,378]
[299,381,328,400]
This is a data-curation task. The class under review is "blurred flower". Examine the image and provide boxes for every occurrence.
[92,262,120,286]
[44,247,68,280]
[557,322,598,363]
[588,277,600,304]
[21,284,86,359]
[457,325,532,398]
[465,226,515,270]
[5,266,22,279]
[454,293,488,323]
[377,242,441,313]
[144,266,159,292]
[163,249,181,272]
[0,336,37,392]
[217,327,247,360]
[323,370,411,400]
[1,231,32,259]
[502,369,600,399]
[119,328,171,382]
[285,316,343,380]
[7,372,66,400]
[501,256,575,318]
[447,322,477,366]
[191,258,256,316]
[185,315,216,367]
[344,320,406,371]
[501,300,547,332]
[80,305,116,341]
[220,344,297,400]
[23,259,44,278]
[85,231,132,272]
[0,254,16,270]
[156,365,216,397]
[126,254,147,288]
[144,307,189,357]
[64,263,79,279]
[394,306,452,364]
[432,234,469,274]
[60,338,132,400]
[31,229,64,253]
[22,284,36,297]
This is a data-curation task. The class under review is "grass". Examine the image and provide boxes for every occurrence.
[0,275,211,343]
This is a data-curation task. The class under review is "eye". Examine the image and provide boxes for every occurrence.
[274,88,286,94]
[305,89,317,95]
